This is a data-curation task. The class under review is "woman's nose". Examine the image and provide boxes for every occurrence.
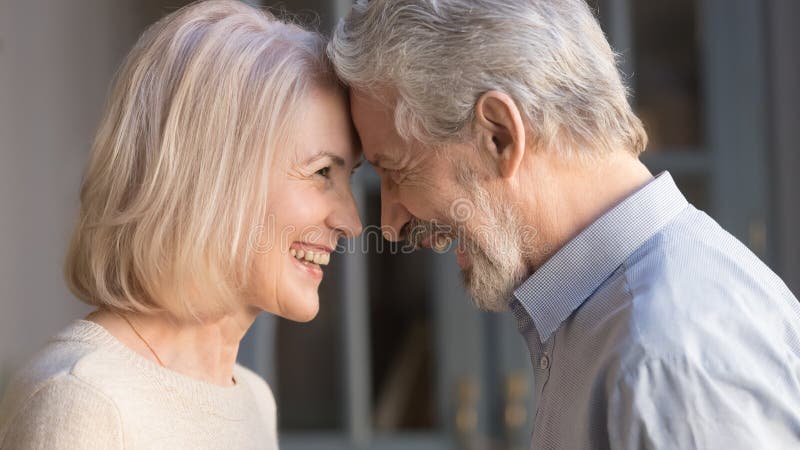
[328,190,363,239]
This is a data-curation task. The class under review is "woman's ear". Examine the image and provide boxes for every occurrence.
[473,91,526,179]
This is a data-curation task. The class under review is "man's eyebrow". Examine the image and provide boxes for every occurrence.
[306,151,346,167]
[366,154,387,167]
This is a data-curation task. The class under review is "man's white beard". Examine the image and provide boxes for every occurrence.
[456,166,529,312]
[401,166,534,312]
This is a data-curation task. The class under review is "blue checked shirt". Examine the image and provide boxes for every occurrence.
[511,172,800,449]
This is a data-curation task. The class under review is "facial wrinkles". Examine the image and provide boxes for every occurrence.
[395,153,459,246]
[282,147,311,182]
[386,141,435,190]
[394,148,474,248]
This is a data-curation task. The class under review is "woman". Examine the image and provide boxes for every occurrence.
[0,1,362,448]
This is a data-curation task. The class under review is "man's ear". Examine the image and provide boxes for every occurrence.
[473,91,526,179]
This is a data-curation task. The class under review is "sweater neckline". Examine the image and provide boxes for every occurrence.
[54,319,253,421]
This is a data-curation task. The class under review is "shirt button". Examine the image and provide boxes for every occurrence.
[539,355,550,370]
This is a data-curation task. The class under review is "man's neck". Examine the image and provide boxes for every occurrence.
[518,150,653,271]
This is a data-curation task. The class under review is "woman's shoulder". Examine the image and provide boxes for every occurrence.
[232,364,277,436]
[2,320,126,398]
[0,373,124,449]
[1,322,102,402]
[0,321,126,448]
[232,364,276,411]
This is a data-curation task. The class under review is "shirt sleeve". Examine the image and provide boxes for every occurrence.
[1,375,124,450]
[607,355,800,450]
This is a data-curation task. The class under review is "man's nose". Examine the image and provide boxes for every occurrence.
[380,176,412,242]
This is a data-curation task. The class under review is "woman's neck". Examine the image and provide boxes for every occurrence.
[87,307,258,387]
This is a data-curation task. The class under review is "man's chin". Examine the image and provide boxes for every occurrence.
[455,244,471,269]
[460,266,513,312]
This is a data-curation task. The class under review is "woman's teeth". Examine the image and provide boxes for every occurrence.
[290,248,330,265]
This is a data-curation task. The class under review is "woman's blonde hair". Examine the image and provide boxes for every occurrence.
[65,0,336,321]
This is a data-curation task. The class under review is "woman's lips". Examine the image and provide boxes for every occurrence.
[290,252,324,280]
[290,241,334,254]
[289,242,331,281]
[290,247,331,265]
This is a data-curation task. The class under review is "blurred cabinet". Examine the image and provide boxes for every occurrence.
[593,0,770,258]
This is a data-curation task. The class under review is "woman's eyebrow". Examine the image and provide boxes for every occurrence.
[305,151,346,167]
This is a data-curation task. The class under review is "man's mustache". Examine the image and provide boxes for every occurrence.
[400,218,459,251]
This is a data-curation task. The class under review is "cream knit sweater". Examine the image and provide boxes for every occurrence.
[0,320,278,449]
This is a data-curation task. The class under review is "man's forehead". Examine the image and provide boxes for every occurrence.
[350,89,392,121]
[362,144,395,166]
[349,90,401,163]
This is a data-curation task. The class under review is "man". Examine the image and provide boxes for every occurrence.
[328,0,800,448]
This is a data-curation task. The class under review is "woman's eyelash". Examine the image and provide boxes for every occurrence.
[315,166,331,178]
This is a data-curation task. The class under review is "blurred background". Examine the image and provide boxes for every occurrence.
[0,0,798,449]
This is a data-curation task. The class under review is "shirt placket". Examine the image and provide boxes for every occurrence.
[532,336,555,439]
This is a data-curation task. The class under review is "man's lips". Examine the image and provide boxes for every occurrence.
[415,233,468,267]
[419,235,454,252]
[455,240,470,269]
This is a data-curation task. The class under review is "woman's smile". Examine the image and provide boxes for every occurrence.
[288,242,333,281]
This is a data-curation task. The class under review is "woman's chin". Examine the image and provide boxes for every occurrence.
[280,295,320,323]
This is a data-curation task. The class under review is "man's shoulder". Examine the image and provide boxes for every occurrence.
[625,206,746,283]
[609,206,800,368]
[624,206,790,296]
[623,206,794,315]
[552,207,800,450]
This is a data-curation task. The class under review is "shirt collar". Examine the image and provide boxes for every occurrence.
[512,171,689,343]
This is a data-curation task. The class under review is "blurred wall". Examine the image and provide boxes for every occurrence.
[0,0,168,391]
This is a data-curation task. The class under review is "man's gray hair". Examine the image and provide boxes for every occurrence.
[328,0,648,155]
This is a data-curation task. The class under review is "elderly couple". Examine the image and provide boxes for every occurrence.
[2,0,799,449]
